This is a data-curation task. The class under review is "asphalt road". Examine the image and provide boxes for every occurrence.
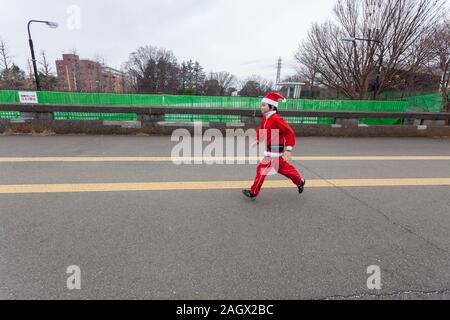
[0,135,450,300]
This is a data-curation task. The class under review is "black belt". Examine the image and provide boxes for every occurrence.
[267,145,285,152]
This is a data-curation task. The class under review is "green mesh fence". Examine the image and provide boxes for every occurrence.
[0,111,21,119]
[0,90,21,119]
[0,90,443,124]
[283,117,335,124]
[405,94,442,113]
[165,114,241,123]
[35,91,164,106]
[53,112,138,121]
[281,99,408,125]
[0,90,20,103]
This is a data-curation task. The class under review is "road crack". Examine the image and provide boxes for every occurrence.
[299,162,450,255]
[317,287,450,300]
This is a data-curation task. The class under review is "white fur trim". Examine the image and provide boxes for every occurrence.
[261,98,278,107]
[285,146,293,152]
[265,111,277,119]
[264,151,284,158]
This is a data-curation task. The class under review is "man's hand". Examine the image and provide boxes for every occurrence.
[283,151,292,162]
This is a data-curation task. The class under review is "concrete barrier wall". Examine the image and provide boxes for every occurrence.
[1,104,450,137]
[1,118,450,137]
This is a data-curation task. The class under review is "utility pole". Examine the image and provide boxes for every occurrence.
[276,57,282,86]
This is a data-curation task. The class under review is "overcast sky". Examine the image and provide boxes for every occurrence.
[0,0,337,82]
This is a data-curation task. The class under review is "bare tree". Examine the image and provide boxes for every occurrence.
[294,42,320,95]
[92,55,110,93]
[26,59,33,78]
[0,38,28,90]
[295,0,447,100]
[207,71,236,96]
[238,75,274,97]
[124,45,181,94]
[203,78,221,96]
[25,59,35,90]
[0,38,12,88]
[37,51,58,91]
[430,21,450,112]
[0,38,12,72]
[38,50,53,76]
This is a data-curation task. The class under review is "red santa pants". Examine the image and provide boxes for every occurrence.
[250,156,303,197]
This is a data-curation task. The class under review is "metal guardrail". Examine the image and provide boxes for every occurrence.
[1,103,450,121]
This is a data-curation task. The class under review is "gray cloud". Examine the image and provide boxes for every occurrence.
[0,0,336,82]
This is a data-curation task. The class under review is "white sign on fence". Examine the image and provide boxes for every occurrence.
[19,91,39,104]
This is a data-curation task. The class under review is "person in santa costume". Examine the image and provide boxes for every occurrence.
[243,92,306,199]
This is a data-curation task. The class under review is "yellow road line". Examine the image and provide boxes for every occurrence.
[1,178,450,194]
[0,156,450,162]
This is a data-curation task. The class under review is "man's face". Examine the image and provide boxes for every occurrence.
[261,103,271,114]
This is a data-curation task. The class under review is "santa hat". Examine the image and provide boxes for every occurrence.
[261,92,287,108]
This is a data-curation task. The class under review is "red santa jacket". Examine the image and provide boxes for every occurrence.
[256,111,296,156]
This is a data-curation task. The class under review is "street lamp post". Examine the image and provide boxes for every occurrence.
[342,37,384,100]
[27,20,58,91]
